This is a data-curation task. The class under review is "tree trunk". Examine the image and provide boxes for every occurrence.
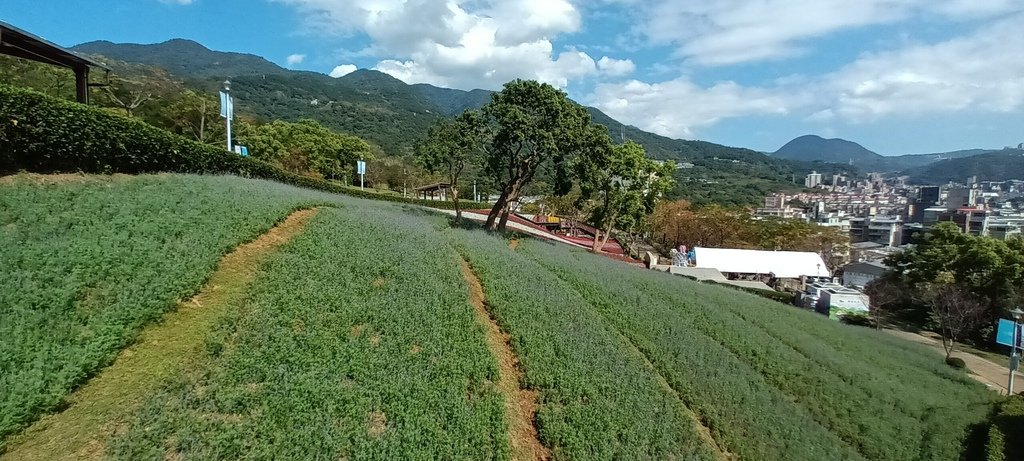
[599,224,614,251]
[485,191,508,230]
[497,180,525,232]
[199,100,207,142]
[452,185,461,224]
[592,229,603,253]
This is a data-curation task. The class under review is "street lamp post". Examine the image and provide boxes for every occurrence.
[1010,307,1023,395]
[222,80,233,152]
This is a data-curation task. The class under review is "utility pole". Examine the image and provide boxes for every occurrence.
[1010,308,1023,395]
[220,80,233,152]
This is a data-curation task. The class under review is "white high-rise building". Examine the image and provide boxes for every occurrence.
[805,171,823,188]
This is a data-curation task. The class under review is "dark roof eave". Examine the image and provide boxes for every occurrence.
[0,20,109,70]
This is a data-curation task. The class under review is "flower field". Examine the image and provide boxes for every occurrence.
[516,239,997,461]
[0,174,342,445]
[0,173,1002,460]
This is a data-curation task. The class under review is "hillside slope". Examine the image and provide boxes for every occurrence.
[907,148,1024,183]
[1,173,998,459]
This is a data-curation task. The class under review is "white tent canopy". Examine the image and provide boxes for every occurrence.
[694,247,829,278]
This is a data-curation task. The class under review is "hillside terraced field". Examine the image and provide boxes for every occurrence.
[0,173,999,460]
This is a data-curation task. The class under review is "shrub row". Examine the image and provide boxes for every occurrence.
[986,394,1024,461]
[0,84,488,211]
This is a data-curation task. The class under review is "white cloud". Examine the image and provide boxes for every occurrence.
[596,56,635,77]
[622,0,1024,66]
[276,0,597,89]
[588,77,796,138]
[286,54,306,66]
[589,13,1024,138]
[826,14,1024,121]
[329,64,358,77]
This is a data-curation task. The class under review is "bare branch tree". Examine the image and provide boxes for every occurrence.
[929,285,987,359]
[864,278,904,330]
[102,77,153,117]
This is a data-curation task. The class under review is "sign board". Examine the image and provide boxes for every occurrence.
[233,145,249,157]
[996,318,1023,348]
[357,160,366,175]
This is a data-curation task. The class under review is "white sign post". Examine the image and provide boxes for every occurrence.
[357,160,366,190]
[219,80,234,152]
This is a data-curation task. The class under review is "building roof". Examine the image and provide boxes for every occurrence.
[721,280,775,291]
[668,267,728,282]
[414,182,452,192]
[694,247,829,278]
[842,261,889,277]
[0,20,107,70]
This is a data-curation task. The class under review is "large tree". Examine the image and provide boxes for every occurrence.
[577,138,675,252]
[414,110,486,223]
[481,80,592,231]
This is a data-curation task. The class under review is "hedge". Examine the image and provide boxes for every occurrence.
[0,84,489,211]
[986,394,1024,461]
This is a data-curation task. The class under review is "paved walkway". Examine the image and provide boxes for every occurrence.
[886,329,1023,395]
[434,209,588,248]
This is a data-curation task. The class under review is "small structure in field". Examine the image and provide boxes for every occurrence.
[415,183,453,201]
[800,282,870,319]
[841,261,889,288]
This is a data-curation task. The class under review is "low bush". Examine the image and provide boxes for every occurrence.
[0,84,488,211]
[946,356,967,369]
[839,312,875,328]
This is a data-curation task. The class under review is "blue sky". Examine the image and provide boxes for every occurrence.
[3,0,1023,155]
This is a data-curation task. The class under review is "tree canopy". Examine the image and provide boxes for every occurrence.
[577,139,675,252]
[238,119,372,180]
[481,80,592,231]
[414,110,486,222]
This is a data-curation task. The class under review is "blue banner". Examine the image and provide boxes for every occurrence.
[996,318,1022,348]
[219,92,234,120]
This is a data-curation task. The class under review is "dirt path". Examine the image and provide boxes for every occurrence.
[886,329,1023,395]
[459,259,550,461]
[1,208,320,461]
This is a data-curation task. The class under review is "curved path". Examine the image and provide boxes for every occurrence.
[2,208,320,460]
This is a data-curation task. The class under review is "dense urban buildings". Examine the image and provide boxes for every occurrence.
[756,175,1024,266]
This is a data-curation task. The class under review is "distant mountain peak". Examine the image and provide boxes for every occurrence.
[71,39,285,78]
[773,134,882,165]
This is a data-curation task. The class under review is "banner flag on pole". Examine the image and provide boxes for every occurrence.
[219,92,234,120]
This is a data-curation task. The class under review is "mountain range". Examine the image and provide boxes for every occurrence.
[71,38,858,205]
[772,135,1018,181]
[67,39,1024,195]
